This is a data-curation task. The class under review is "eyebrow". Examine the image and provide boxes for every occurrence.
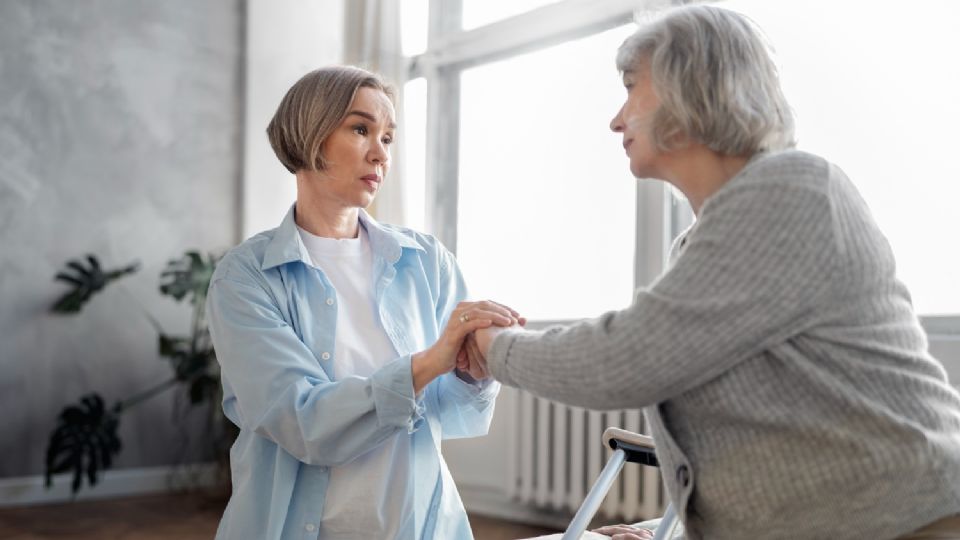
[346,110,396,129]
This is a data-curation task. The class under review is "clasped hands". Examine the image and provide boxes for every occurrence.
[452,300,525,382]
[411,300,524,393]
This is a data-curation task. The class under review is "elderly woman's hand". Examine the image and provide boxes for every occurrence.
[459,309,527,380]
[592,524,655,540]
[473,323,514,359]
[411,301,519,393]
[456,332,499,381]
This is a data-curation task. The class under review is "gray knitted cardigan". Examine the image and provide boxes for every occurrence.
[486,150,960,540]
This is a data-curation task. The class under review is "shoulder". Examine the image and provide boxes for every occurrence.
[382,222,445,251]
[705,150,836,214]
[694,151,845,250]
[210,229,277,286]
[734,150,831,191]
[378,222,456,267]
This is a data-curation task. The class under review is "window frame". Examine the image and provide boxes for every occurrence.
[403,0,960,337]
[408,0,668,327]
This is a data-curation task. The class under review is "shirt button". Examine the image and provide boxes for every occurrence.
[321,352,331,360]
[676,465,691,488]
[326,298,334,305]
[305,523,316,531]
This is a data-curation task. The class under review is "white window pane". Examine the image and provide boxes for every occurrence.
[458,25,637,320]
[725,0,960,315]
[462,0,563,30]
[401,77,427,232]
[400,0,428,57]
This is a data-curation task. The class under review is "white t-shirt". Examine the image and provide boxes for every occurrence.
[297,224,413,539]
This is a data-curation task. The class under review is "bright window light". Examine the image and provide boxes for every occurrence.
[401,77,427,233]
[724,0,960,315]
[462,0,563,30]
[400,0,428,57]
[457,25,638,320]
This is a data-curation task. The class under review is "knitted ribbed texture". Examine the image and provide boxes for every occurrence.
[487,150,960,540]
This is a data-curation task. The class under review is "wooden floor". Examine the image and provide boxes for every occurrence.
[0,492,562,540]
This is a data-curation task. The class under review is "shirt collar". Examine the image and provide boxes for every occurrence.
[261,205,423,270]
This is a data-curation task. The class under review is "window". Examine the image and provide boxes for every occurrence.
[457,26,637,320]
[462,0,564,30]
[401,0,650,323]
[722,0,960,317]
[401,0,960,322]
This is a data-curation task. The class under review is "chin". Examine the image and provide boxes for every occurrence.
[357,195,376,209]
[630,160,660,180]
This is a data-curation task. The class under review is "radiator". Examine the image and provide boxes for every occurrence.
[507,391,668,522]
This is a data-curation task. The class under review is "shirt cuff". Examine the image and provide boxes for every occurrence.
[451,371,500,399]
[370,355,426,433]
[443,372,500,415]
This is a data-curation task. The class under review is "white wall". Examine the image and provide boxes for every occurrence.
[0,0,242,481]
[242,0,345,238]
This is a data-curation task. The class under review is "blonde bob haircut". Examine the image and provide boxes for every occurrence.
[267,66,395,173]
[616,5,795,156]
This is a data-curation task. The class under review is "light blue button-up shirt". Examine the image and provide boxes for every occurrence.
[206,206,499,540]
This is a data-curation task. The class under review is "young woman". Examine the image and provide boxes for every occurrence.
[207,66,521,540]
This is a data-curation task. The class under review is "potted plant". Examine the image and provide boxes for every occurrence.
[43,252,234,495]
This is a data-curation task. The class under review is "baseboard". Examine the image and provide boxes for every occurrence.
[459,484,574,530]
[0,462,219,508]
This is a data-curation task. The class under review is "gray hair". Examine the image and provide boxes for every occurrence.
[267,66,395,173]
[616,4,795,155]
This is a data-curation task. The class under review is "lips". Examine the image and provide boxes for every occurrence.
[623,139,633,151]
[361,174,381,190]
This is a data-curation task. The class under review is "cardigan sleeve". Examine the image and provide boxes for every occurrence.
[487,177,839,410]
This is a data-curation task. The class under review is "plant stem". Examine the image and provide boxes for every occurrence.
[115,377,179,413]
[118,285,166,335]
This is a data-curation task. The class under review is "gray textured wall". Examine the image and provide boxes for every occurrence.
[0,0,243,478]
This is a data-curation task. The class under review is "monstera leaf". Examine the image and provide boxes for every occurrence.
[159,251,216,305]
[45,394,122,494]
[43,249,225,496]
[50,255,139,313]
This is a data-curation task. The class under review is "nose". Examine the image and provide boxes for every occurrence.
[610,104,625,133]
[368,139,389,166]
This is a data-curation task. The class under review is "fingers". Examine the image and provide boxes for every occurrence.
[485,300,521,321]
[456,348,468,371]
[463,335,488,380]
[454,300,521,327]
[456,308,513,328]
[593,525,653,539]
[448,317,494,344]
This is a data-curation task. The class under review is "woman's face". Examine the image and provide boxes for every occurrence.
[310,87,396,209]
[609,62,664,179]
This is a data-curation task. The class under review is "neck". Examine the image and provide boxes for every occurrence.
[660,145,752,215]
[294,175,361,239]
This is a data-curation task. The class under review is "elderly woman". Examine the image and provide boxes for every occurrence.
[207,66,520,540]
[473,5,960,540]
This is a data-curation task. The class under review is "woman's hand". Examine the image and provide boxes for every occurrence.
[459,308,527,381]
[411,301,519,393]
[456,333,489,381]
[473,324,512,359]
[592,524,654,540]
